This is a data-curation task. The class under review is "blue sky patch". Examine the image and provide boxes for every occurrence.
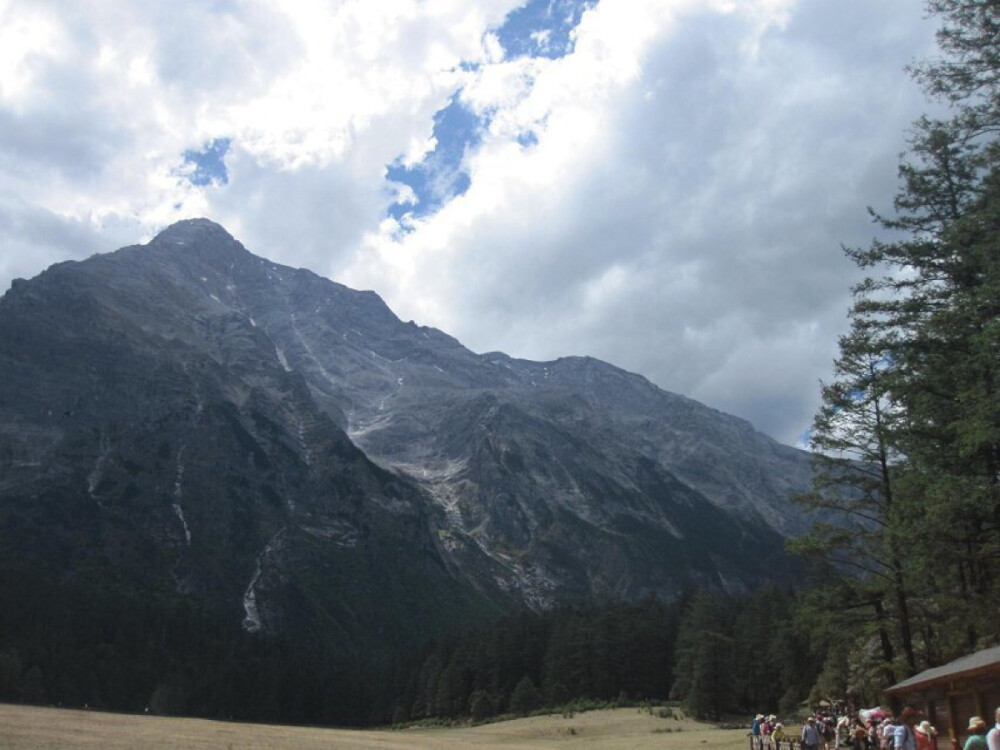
[384,0,594,225]
[181,138,231,187]
[516,130,539,148]
[496,0,596,60]
[387,94,481,223]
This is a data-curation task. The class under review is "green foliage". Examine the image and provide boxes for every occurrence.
[396,599,678,723]
[809,647,849,707]
[388,591,824,725]
[670,591,730,719]
[669,587,814,719]
[509,676,541,715]
[0,544,828,727]
[910,1,1000,127]
[791,0,1000,700]
[468,689,494,721]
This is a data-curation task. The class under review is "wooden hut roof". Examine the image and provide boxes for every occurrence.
[886,645,1000,694]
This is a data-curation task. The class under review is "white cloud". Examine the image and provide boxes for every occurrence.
[0,0,519,241]
[340,0,937,443]
[0,0,939,445]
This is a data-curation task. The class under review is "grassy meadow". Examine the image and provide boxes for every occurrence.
[0,703,752,749]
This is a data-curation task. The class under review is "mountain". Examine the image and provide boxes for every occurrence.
[0,219,812,648]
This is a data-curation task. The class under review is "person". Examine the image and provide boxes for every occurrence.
[754,714,763,737]
[826,716,838,750]
[894,706,923,750]
[915,720,936,750]
[851,719,868,750]
[988,708,1000,750]
[883,718,898,750]
[965,716,989,750]
[773,722,787,748]
[803,716,823,750]
[837,715,852,749]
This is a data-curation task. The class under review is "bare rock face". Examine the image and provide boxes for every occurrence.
[0,219,811,643]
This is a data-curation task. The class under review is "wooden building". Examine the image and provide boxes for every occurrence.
[886,644,1000,749]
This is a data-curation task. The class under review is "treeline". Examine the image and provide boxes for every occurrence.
[671,588,819,721]
[787,0,1000,700]
[0,565,826,725]
[378,585,820,724]
[0,564,389,725]
[388,597,680,723]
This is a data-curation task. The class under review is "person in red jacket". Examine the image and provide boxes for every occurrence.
[915,720,937,750]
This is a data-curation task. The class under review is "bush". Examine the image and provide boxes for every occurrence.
[468,690,494,721]
[390,705,408,725]
[508,676,541,716]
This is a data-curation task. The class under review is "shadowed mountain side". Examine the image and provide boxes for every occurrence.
[0,222,509,652]
[0,219,810,645]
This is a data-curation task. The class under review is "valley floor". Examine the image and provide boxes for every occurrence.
[0,703,749,749]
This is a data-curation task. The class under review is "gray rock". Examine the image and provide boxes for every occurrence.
[0,218,813,641]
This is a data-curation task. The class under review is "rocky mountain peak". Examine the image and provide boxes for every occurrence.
[0,219,814,634]
[147,217,253,273]
[152,217,234,244]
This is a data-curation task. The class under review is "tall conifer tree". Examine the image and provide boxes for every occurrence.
[797,0,1000,678]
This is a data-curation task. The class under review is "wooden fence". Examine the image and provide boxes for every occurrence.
[749,737,867,750]
[748,736,815,750]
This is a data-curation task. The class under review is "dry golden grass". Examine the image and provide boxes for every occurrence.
[0,703,751,749]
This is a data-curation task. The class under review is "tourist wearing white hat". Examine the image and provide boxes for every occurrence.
[966,716,989,750]
[915,719,936,750]
[802,716,822,750]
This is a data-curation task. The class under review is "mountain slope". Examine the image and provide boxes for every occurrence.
[0,219,812,635]
[0,220,508,655]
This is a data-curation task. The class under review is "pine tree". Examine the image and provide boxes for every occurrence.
[790,313,918,675]
[892,162,1000,651]
[509,675,541,716]
[797,0,1000,675]
[670,591,733,719]
[851,124,1000,653]
[911,1,1000,132]
[468,688,494,720]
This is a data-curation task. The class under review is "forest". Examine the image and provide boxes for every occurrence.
[0,566,817,726]
[0,0,998,728]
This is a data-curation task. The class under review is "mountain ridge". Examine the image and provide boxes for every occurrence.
[0,218,812,637]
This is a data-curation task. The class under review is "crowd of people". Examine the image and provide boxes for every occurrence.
[750,713,788,746]
[749,704,1000,750]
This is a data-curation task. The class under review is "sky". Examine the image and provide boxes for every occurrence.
[0,0,941,447]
